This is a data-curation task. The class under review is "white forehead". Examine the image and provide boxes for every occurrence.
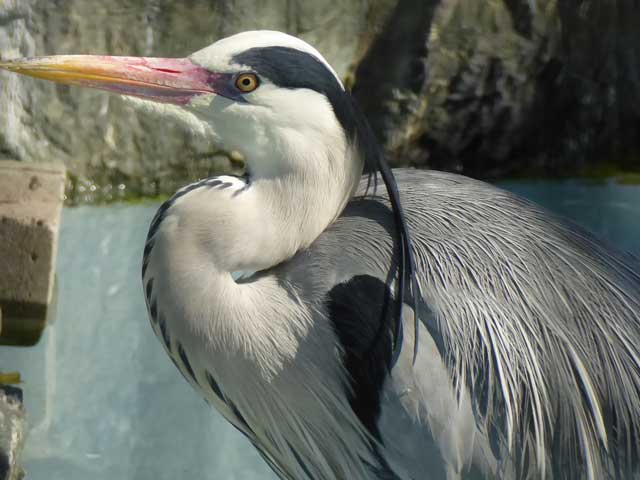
[189,30,343,88]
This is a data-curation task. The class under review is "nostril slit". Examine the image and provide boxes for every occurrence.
[153,68,182,74]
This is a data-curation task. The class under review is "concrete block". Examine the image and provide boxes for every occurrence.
[0,386,25,480]
[0,161,65,345]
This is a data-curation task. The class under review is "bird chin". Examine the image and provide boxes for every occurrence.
[123,95,218,141]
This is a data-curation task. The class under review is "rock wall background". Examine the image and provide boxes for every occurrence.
[0,0,639,203]
[355,0,640,178]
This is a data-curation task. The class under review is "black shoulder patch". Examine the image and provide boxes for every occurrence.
[325,275,394,440]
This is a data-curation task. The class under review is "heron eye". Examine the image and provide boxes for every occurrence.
[235,73,259,93]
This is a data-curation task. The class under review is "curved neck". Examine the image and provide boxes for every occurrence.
[147,147,361,365]
[232,121,364,271]
[157,146,362,278]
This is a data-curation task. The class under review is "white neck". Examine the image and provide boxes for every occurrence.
[145,137,361,367]
[167,127,362,274]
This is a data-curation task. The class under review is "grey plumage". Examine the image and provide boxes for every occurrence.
[144,168,640,479]
[277,169,640,479]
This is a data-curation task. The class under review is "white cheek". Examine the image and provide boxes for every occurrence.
[256,86,339,134]
[189,96,271,156]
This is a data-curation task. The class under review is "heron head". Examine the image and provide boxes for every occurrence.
[0,30,367,183]
[184,30,366,181]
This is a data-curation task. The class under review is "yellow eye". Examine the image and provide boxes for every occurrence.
[235,73,259,93]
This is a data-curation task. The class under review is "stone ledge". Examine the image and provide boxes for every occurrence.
[0,160,65,345]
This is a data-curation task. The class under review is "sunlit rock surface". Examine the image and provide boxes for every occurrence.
[1,1,639,202]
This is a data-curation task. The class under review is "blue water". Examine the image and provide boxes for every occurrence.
[0,180,639,480]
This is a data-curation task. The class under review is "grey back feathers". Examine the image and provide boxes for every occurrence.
[277,169,640,478]
[395,170,640,478]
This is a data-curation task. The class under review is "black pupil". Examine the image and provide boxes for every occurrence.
[242,77,251,86]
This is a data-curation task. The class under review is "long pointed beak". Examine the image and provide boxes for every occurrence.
[0,55,219,105]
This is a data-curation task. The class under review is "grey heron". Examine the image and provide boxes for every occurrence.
[2,30,640,480]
